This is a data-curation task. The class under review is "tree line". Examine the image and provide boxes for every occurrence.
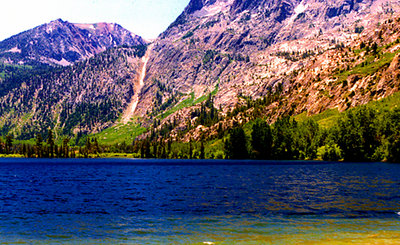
[0,130,101,158]
[125,105,400,163]
[2,105,400,163]
[226,106,400,162]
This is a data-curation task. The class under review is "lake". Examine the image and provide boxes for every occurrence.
[0,158,399,244]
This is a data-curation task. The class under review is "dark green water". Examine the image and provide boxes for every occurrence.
[0,158,399,244]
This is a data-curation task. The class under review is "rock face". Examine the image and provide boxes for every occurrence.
[135,0,400,119]
[0,19,146,66]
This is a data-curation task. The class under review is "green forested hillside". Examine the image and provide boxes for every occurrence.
[125,91,400,162]
[0,45,147,140]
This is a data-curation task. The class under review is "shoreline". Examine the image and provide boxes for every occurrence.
[0,156,394,165]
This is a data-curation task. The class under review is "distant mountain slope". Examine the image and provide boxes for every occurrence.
[0,45,147,139]
[0,19,146,66]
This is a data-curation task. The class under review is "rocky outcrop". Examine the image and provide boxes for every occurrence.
[326,0,356,18]
[231,0,260,13]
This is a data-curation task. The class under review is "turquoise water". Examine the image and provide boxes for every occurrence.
[0,158,400,244]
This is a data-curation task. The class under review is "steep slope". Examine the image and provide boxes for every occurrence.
[121,43,154,124]
[0,45,147,139]
[138,0,400,115]
[132,0,400,140]
[0,19,146,66]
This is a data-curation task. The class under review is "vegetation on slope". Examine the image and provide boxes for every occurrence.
[128,90,400,163]
[2,90,400,162]
[0,45,147,139]
[4,17,400,161]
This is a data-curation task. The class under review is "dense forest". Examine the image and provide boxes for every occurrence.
[2,101,400,163]
[129,104,400,163]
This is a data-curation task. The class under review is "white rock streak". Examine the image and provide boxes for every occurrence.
[121,44,153,124]
[7,46,21,53]
[294,2,307,14]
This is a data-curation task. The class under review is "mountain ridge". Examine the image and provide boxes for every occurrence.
[0,19,146,66]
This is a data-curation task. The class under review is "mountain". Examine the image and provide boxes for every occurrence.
[0,45,147,139]
[2,0,400,144]
[0,19,146,66]
[128,0,400,137]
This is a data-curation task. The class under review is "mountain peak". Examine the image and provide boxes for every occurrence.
[74,22,117,32]
[0,19,146,66]
[183,0,240,16]
[51,18,65,23]
[184,0,217,15]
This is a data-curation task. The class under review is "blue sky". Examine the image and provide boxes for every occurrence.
[0,0,190,41]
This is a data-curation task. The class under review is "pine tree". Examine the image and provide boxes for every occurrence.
[161,144,166,159]
[22,144,27,157]
[200,140,205,159]
[0,138,3,154]
[152,142,158,158]
[63,138,70,158]
[189,140,193,159]
[55,144,59,158]
[35,134,43,158]
[225,127,248,159]
[251,119,272,159]
[5,135,13,155]
[85,137,92,155]
[47,129,55,158]
[92,138,100,155]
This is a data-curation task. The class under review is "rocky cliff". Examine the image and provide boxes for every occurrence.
[133,0,400,116]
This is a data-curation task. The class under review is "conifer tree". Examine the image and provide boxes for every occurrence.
[5,135,13,155]
[251,119,272,159]
[47,129,55,158]
[200,140,205,159]
[63,138,70,158]
[225,127,248,159]
[35,134,43,158]
[189,139,193,159]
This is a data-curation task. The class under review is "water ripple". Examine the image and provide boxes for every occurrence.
[0,160,399,243]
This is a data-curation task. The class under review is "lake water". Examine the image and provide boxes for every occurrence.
[0,158,400,244]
